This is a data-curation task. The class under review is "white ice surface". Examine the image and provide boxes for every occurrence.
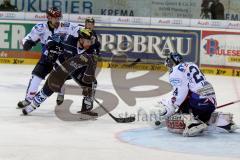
[0,64,239,160]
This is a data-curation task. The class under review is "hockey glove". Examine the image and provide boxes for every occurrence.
[46,40,63,63]
[23,40,36,51]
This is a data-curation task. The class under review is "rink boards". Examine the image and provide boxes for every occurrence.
[0,22,240,77]
[0,57,239,77]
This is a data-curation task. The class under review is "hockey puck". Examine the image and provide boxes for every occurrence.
[155,121,161,126]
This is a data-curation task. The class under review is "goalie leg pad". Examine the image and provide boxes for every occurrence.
[165,113,207,136]
[182,114,207,137]
[166,113,186,134]
[209,112,237,132]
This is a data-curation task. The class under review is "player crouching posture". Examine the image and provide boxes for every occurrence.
[153,52,237,137]
[22,29,98,116]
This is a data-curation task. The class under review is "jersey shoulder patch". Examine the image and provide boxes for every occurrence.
[177,63,189,72]
[34,23,45,32]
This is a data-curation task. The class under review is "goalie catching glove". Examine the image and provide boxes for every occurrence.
[153,99,179,119]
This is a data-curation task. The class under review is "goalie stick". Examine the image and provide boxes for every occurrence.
[216,99,240,109]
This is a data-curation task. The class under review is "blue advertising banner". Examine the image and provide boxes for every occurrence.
[0,21,200,65]
[95,27,200,64]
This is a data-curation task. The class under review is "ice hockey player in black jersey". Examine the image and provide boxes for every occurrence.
[54,17,101,106]
[22,28,98,116]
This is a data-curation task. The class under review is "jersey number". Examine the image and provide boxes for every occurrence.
[189,66,204,83]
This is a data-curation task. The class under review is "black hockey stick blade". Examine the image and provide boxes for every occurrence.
[94,98,135,123]
[127,58,141,67]
[110,114,135,123]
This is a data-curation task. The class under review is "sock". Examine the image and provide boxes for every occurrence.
[25,75,43,101]
[32,89,48,107]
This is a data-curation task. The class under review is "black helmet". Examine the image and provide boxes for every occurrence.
[78,28,93,40]
[165,52,183,68]
[85,17,95,24]
[46,7,62,18]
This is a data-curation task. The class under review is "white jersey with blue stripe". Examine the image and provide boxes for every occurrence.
[167,62,216,107]
[22,22,83,55]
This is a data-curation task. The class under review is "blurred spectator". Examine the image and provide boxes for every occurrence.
[210,0,224,20]
[200,0,211,19]
[0,0,18,11]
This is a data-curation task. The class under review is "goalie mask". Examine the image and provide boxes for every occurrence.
[165,52,183,69]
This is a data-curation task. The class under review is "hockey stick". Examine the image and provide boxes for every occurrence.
[55,61,135,123]
[216,99,240,109]
[93,98,135,123]
[54,49,135,123]
[127,58,141,67]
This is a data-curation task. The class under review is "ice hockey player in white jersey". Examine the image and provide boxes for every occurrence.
[22,29,98,116]
[17,7,82,108]
[153,52,237,136]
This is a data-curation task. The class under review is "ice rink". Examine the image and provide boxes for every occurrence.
[0,64,240,160]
